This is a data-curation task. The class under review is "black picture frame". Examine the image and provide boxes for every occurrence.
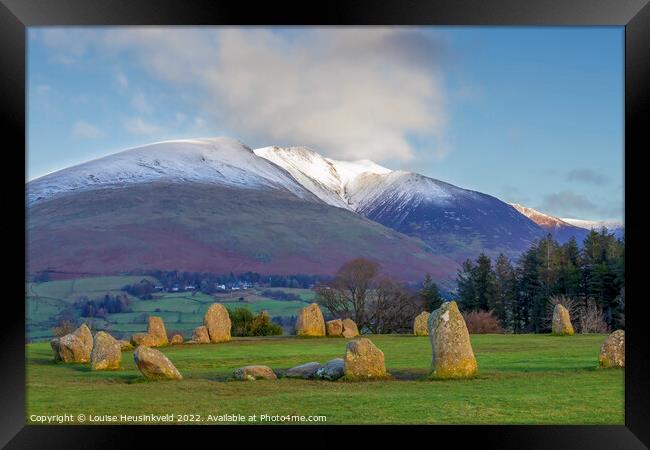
[2,0,648,448]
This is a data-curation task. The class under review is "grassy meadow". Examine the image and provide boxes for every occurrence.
[26,334,623,425]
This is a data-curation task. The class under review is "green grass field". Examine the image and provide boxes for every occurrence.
[26,277,313,340]
[26,334,623,425]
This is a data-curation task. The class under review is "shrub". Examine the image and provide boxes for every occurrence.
[462,310,503,334]
[577,299,610,334]
[230,307,283,336]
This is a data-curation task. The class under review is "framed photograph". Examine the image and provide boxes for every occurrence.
[2,0,648,447]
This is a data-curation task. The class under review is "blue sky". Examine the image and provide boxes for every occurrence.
[27,27,623,221]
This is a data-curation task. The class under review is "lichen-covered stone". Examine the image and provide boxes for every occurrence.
[315,358,345,381]
[131,332,148,346]
[51,324,93,363]
[91,331,121,371]
[170,334,184,345]
[326,319,343,336]
[133,345,182,380]
[413,311,430,336]
[599,330,625,368]
[204,303,232,343]
[285,362,322,379]
[233,365,277,381]
[54,334,89,363]
[146,316,169,346]
[342,319,360,338]
[343,338,387,379]
[295,303,326,336]
[50,338,62,362]
[192,325,210,344]
[551,304,574,336]
[73,324,94,358]
[428,301,478,379]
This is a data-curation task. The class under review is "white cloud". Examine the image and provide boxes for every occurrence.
[38,27,450,162]
[71,120,104,139]
[115,70,129,90]
[123,117,161,135]
[131,91,152,114]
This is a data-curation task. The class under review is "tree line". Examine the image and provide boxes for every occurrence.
[456,228,624,333]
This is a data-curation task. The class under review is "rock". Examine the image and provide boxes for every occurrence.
[117,339,133,351]
[315,358,345,381]
[53,334,89,363]
[551,304,574,336]
[285,362,322,379]
[428,301,478,379]
[91,331,121,371]
[192,325,211,344]
[73,324,94,358]
[413,311,430,336]
[51,324,94,363]
[147,316,169,346]
[131,332,148,346]
[343,338,387,379]
[203,303,232,343]
[326,319,343,336]
[295,303,326,336]
[342,319,360,338]
[133,345,183,380]
[233,365,277,381]
[599,330,625,368]
[170,334,184,345]
[50,338,62,362]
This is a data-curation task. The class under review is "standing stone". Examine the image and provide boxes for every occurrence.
[192,325,211,344]
[51,323,93,363]
[343,338,387,379]
[203,303,232,343]
[342,319,360,338]
[233,365,277,381]
[428,301,478,379]
[131,332,148,346]
[53,334,89,363]
[551,304,574,336]
[91,331,121,371]
[133,345,183,380]
[73,324,94,358]
[170,334,184,345]
[326,319,343,336]
[295,303,326,336]
[285,362,322,379]
[50,338,62,362]
[599,330,625,368]
[315,358,345,381]
[413,311,430,336]
[147,316,169,346]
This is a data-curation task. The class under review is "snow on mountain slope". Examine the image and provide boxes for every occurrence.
[253,146,392,209]
[510,203,576,230]
[28,138,317,205]
[561,218,624,231]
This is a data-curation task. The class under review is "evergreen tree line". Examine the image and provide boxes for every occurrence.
[456,228,624,333]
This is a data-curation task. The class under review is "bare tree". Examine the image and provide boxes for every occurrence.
[315,258,421,333]
[315,258,379,327]
[366,276,422,334]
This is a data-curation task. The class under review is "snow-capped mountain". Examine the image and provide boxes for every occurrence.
[252,146,391,210]
[255,145,544,258]
[27,137,316,205]
[561,218,624,239]
[29,137,615,281]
